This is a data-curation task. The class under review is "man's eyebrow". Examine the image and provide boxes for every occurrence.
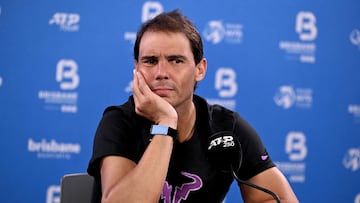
[140,55,157,60]
[166,55,187,60]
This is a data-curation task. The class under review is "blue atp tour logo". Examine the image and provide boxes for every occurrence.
[49,12,80,32]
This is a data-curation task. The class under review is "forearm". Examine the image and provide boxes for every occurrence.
[102,135,173,203]
[240,167,299,203]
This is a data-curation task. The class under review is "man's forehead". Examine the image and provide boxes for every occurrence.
[139,39,190,55]
[140,31,189,46]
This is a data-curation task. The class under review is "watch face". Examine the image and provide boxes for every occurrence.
[151,125,169,135]
[151,125,178,140]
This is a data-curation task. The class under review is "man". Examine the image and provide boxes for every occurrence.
[87,9,299,203]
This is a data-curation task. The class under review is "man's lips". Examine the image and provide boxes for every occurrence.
[152,87,173,96]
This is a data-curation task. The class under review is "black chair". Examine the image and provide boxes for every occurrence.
[60,173,94,203]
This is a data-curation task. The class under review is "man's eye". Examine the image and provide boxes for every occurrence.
[144,58,157,65]
[171,59,184,64]
[175,59,184,64]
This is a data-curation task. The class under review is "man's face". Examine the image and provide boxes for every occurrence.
[135,31,206,109]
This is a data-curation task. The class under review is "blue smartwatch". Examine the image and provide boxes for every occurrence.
[150,125,178,140]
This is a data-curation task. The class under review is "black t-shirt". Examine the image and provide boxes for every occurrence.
[87,95,275,203]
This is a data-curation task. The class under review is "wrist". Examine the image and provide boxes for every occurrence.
[157,119,177,130]
[156,114,178,129]
[150,125,178,141]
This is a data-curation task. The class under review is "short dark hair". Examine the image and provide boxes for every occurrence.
[133,9,204,65]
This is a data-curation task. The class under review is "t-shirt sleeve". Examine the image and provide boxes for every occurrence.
[87,107,138,177]
[233,113,275,180]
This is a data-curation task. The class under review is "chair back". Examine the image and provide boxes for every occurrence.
[60,173,94,203]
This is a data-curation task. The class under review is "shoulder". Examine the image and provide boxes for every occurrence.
[103,96,135,115]
[100,96,148,126]
[194,95,236,132]
[194,94,235,116]
[194,95,253,131]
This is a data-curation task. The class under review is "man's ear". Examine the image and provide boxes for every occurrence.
[195,58,207,82]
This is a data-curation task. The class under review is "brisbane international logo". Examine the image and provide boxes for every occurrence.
[343,147,360,172]
[350,29,360,49]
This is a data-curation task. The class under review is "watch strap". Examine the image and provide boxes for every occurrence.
[150,125,178,140]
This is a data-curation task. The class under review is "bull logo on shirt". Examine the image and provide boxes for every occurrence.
[161,172,203,203]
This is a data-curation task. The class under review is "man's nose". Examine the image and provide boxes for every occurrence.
[155,60,169,79]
